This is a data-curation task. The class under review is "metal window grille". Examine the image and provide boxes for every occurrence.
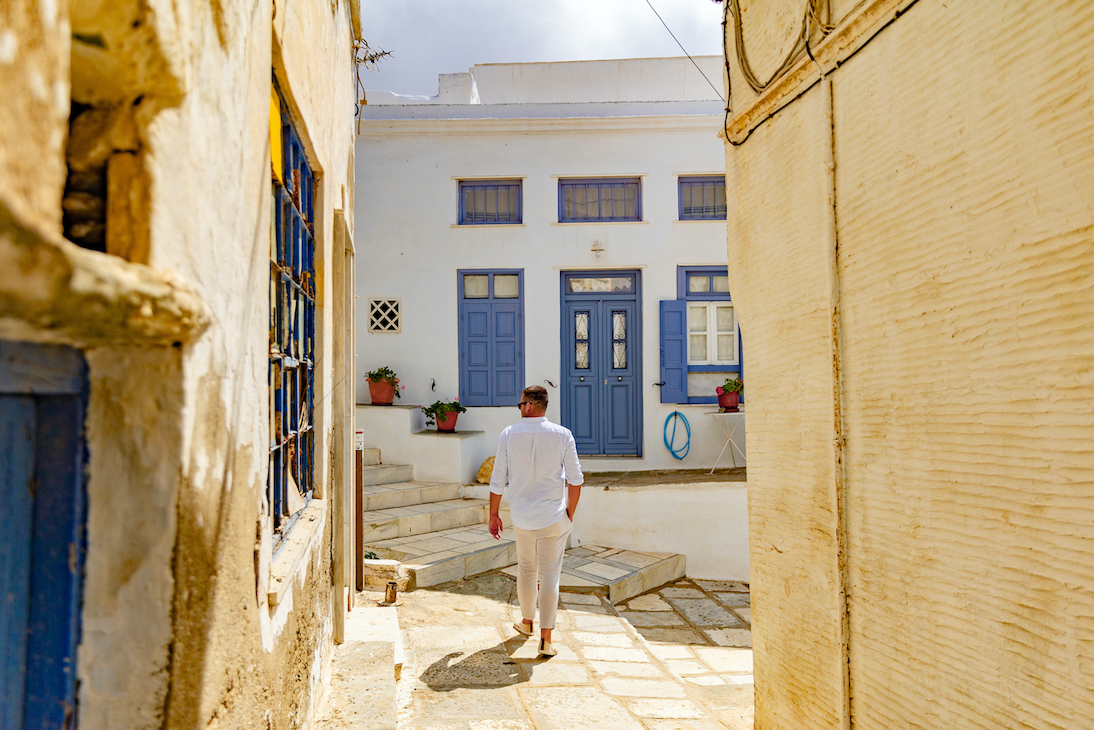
[678,176,727,220]
[269,83,315,547]
[558,178,641,222]
[368,299,401,333]
[459,180,522,224]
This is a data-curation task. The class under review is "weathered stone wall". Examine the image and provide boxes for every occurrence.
[724,0,1094,727]
[0,0,357,727]
[0,0,70,236]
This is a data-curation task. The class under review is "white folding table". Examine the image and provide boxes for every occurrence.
[705,409,746,473]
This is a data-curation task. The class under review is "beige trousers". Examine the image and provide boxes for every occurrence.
[513,515,572,630]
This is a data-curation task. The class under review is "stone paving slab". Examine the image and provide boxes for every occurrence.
[319,571,753,730]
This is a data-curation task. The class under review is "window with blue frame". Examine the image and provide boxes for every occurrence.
[559,178,641,222]
[269,81,315,547]
[458,270,524,407]
[459,180,522,224]
[659,266,742,404]
[678,176,727,220]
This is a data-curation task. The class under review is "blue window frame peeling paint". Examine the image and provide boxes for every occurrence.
[269,83,315,548]
[559,178,641,222]
[459,180,522,224]
[678,176,727,220]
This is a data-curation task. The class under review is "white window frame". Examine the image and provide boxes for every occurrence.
[687,301,739,366]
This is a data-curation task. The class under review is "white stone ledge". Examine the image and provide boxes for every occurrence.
[268,500,327,607]
[0,202,210,347]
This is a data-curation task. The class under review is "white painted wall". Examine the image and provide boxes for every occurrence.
[571,483,749,581]
[355,59,744,473]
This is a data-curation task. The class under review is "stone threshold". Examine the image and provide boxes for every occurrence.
[502,545,685,604]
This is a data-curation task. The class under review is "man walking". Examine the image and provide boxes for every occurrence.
[488,385,583,657]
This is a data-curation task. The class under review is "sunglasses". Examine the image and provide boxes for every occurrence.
[517,401,532,408]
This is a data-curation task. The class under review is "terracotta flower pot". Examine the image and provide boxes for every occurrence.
[436,411,459,432]
[368,379,395,405]
[717,391,739,412]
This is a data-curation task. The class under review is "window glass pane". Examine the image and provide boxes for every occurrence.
[612,311,626,340]
[564,187,575,220]
[717,334,735,362]
[690,335,707,362]
[716,305,734,331]
[715,184,727,217]
[613,343,626,369]
[575,312,589,340]
[568,277,633,293]
[463,274,488,298]
[613,185,625,218]
[586,185,598,218]
[463,189,476,222]
[494,274,519,298]
[689,275,710,293]
[688,305,707,332]
[625,184,637,218]
[508,188,519,221]
[712,275,730,293]
[576,342,589,369]
[682,185,693,216]
[704,184,715,216]
[485,188,497,221]
[496,188,508,220]
[473,190,485,221]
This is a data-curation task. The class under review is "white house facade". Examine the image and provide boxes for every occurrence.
[354,56,745,483]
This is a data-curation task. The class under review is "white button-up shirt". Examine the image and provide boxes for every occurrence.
[489,416,585,530]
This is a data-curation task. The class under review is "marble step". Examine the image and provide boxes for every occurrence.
[360,480,463,511]
[359,499,489,544]
[366,524,517,589]
[501,545,685,604]
[360,463,414,487]
[360,447,381,466]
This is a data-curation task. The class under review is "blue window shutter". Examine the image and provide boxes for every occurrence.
[660,300,688,404]
[492,303,522,405]
[460,302,492,406]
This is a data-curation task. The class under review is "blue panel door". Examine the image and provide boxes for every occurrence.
[1,398,35,730]
[561,272,642,456]
[0,342,87,730]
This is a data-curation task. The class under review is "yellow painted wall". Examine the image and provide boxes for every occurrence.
[725,0,1094,727]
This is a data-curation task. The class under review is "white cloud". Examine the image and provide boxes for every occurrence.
[358,0,724,96]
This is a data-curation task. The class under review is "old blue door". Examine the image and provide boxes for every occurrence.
[0,341,87,730]
[560,271,642,456]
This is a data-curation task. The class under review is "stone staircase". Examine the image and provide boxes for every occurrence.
[359,447,517,589]
[358,447,686,602]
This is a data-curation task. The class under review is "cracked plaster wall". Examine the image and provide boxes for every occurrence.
[725,0,1094,728]
[0,0,356,728]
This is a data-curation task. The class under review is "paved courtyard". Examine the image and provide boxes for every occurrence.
[331,571,754,729]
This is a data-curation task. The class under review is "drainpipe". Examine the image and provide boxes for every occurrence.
[820,73,852,730]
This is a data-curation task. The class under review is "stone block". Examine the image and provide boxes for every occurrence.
[692,647,752,673]
[623,594,674,611]
[476,456,494,483]
[665,598,741,627]
[619,611,687,628]
[579,647,650,663]
[599,677,685,698]
[106,151,150,264]
[704,628,752,648]
[634,627,707,645]
[570,631,634,648]
[587,661,664,678]
[518,687,643,730]
[625,698,705,718]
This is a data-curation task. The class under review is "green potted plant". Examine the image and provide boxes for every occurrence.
[716,377,743,412]
[420,397,467,432]
[365,366,402,405]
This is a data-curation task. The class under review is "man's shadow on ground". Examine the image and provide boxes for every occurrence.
[419,636,551,691]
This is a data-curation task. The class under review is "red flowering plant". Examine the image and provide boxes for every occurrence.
[716,377,744,396]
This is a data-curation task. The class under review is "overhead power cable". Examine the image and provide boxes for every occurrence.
[642,0,725,103]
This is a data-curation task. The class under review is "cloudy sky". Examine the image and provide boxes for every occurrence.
[358,0,725,97]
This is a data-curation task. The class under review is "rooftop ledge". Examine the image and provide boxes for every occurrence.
[0,202,211,347]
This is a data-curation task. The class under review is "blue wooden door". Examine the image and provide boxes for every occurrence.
[561,272,642,456]
[0,342,87,730]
